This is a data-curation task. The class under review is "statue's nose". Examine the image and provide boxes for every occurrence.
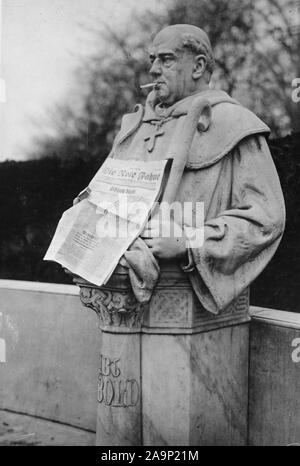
[149,58,162,77]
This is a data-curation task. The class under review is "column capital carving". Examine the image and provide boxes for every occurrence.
[79,284,145,333]
[75,263,249,335]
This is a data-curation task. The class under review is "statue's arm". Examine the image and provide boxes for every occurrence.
[186,134,286,314]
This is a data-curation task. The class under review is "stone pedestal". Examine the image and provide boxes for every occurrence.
[77,263,250,446]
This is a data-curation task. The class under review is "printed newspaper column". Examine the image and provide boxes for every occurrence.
[44,158,169,286]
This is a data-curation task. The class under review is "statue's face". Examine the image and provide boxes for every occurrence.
[149,29,196,105]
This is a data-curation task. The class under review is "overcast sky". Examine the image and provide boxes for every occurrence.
[0,0,162,161]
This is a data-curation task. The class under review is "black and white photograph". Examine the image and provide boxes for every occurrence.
[0,0,299,450]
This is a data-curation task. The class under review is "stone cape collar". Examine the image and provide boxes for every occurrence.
[142,89,238,121]
[113,89,270,169]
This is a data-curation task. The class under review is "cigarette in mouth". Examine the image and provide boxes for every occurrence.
[140,82,157,89]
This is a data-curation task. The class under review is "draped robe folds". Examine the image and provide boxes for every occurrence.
[108,89,285,315]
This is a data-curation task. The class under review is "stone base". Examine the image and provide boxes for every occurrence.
[96,332,142,446]
[77,263,250,446]
[142,324,249,445]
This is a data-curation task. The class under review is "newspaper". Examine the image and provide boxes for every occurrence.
[44,157,169,286]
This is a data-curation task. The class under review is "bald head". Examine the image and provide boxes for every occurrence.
[148,24,214,105]
[152,24,215,77]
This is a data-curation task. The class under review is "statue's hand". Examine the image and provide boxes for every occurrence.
[119,256,129,267]
[73,187,91,206]
[63,267,78,282]
[141,219,187,260]
[63,267,79,278]
[143,236,187,260]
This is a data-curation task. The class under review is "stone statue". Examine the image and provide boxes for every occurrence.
[74,24,286,446]
[90,23,285,315]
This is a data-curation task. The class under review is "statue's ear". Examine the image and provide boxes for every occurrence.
[197,101,211,132]
[193,54,207,79]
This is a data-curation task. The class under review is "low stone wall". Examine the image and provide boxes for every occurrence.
[0,280,99,433]
[249,307,300,446]
[1,280,300,445]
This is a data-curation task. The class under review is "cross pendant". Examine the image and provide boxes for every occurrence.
[144,122,165,153]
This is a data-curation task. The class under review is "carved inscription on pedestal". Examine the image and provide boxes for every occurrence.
[97,354,140,408]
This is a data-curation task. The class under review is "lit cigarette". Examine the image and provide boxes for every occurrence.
[140,82,156,89]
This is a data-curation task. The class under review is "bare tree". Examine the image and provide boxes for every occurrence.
[31,0,299,160]
[166,0,299,136]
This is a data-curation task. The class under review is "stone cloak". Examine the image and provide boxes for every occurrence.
[108,90,285,314]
